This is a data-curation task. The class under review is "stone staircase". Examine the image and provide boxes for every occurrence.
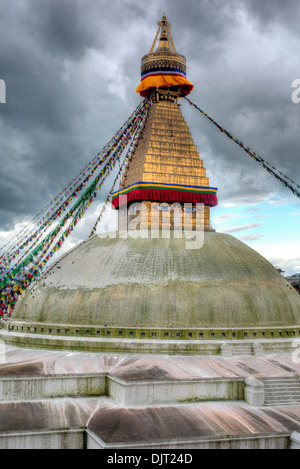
[221,342,265,357]
[262,377,300,406]
[231,343,254,356]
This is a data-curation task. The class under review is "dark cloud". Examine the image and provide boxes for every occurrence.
[242,0,300,33]
[0,0,299,238]
[27,0,99,60]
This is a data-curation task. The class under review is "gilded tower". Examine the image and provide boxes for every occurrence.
[112,15,218,232]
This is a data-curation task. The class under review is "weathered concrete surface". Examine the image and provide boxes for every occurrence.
[1,346,300,448]
[87,401,300,449]
[290,431,300,449]
[0,345,125,375]
[108,375,245,406]
[0,397,100,449]
[0,397,99,433]
[0,429,84,450]
[0,374,106,401]
[12,232,300,329]
[1,345,300,379]
[106,353,300,381]
[244,378,265,406]
[1,346,300,406]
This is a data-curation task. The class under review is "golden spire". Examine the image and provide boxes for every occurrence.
[150,14,177,53]
[136,14,193,98]
[113,14,217,233]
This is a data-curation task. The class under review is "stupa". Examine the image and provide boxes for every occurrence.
[1,15,300,450]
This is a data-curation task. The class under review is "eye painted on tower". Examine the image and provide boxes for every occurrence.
[183,206,201,213]
[153,204,171,212]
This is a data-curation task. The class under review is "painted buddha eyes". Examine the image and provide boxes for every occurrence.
[125,204,201,214]
[153,204,200,213]
[184,206,200,213]
[154,204,171,212]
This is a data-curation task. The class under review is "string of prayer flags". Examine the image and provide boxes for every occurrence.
[0,94,153,316]
[184,97,300,199]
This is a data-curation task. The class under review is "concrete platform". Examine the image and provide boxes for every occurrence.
[1,345,300,448]
[87,401,300,449]
[0,397,100,449]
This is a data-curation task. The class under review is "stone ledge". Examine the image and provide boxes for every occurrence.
[1,329,299,355]
[87,401,298,450]
[107,375,244,406]
[86,428,291,450]
[244,378,265,406]
[0,428,84,450]
[0,373,106,401]
[5,320,300,341]
[290,431,300,449]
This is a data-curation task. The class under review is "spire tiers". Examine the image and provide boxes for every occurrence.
[112,99,217,231]
[113,15,218,232]
[136,15,193,98]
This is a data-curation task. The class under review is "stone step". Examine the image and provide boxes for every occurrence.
[232,346,253,349]
[265,398,300,404]
[231,346,254,356]
[260,376,300,406]
[233,354,253,357]
[264,384,300,390]
[263,380,299,385]
[265,393,300,398]
[265,401,300,406]
[266,395,300,400]
[232,345,253,349]
[265,387,300,392]
[232,352,253,357]
[265,388,300,392]
[264,384,300,389]
[264,381,299,384]
[233,348,253,351]
[266,394,300,398]
[263,380,299,384]
[262,376,300,384]
[232,344,253,350]
[232,349,253,352]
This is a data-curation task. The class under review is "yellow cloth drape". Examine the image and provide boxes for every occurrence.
[136,74,193,97]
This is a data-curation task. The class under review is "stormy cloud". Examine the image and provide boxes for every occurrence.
[0,0,299,245]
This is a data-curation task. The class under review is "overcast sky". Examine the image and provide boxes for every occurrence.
[0,0,299,273]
